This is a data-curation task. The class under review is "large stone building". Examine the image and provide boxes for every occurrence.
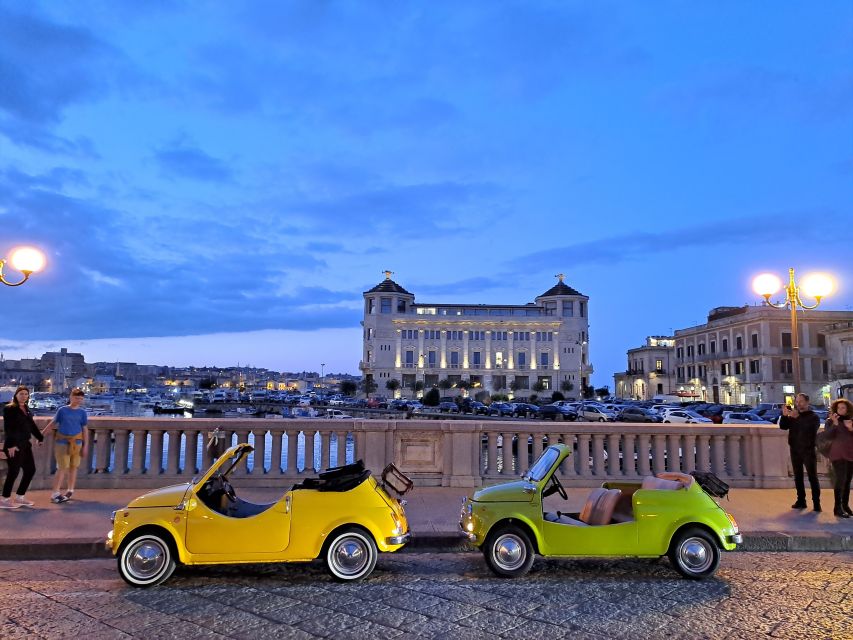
[613,336,676,400]
[825,319,853,399]
[360,272,592,398]
[672,305,853,405]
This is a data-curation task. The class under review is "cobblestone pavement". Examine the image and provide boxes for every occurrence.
[0,553,850,639]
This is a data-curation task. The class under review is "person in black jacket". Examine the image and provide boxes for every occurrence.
[2,386,44,508]
[779,393,821,512]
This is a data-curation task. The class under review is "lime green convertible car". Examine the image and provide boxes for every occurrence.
[460,443,742,579]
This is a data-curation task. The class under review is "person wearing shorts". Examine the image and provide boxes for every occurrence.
[42,389,89,504]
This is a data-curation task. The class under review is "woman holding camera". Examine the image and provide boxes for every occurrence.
[2,386,44,508]
[825,398,853,518]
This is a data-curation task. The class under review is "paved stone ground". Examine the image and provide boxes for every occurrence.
[0,553,849,639]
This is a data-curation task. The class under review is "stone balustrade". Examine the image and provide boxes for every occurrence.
[3,417,795,490]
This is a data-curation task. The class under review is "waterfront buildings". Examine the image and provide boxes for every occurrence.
[614,305,853,405]
[613,336,676,401]
[360,272,592,398]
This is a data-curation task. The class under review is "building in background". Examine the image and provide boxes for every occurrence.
[825,319,853,400]
[360,272,592,399]
[613,336,676,400]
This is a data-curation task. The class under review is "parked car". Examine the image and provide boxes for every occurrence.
[107,444,412,586]
[510,403,541,418]
[489,402,515,417]
[577,405,617,422]
[460,444,741,579]
[661,409,713,424]
[721,412,773,424]
[538,404,578,421]
[617,407,664,423]
[325,409,354,419]
[466,401,490,415]
[438,401,459,413]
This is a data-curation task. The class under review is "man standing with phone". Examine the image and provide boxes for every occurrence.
[779,393,821,512]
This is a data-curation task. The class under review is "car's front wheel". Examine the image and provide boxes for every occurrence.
[483,526,534,578]
[118,532,177,587]
[325,528,378,581]
[668,527,720,579]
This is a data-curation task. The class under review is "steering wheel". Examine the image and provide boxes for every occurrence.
[550,474,568,500]
[222,477,237,503]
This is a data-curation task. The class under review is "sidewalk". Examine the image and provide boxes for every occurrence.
[0,486,850,560]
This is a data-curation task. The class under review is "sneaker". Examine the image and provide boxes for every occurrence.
[0,497,21,509]
[64,491,74,501]
[14,496,34,507]
[791,501,807,509]
[51,494,69,504]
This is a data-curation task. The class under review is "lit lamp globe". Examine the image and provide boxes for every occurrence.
[801,273,833,300]
[9,246,46,274]
[752,273,782,300]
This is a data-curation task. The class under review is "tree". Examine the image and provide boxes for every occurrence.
[560,379,574,393]
[385,379,400,394]
[409,379,424,397]
[340,380,358,397]
[583,384,595,399]
[456,379,471,390]
[595,386,610,398]
[532,380,547,393]
[438,378,452,391]
[551,391,565,402]
[360,377,377,396]
[423,387,440,406]
[509,378,522,392]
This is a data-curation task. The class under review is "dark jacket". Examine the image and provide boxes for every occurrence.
[779,409,820,451]
[824,417,853,462]
[2,404,44,452]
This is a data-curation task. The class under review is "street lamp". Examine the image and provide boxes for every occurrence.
[752,267,834,393]
[576,336,587,400]
[0,246,46,286]
[320,363,325,390]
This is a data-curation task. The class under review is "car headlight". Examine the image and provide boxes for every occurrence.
[726,512,739,531]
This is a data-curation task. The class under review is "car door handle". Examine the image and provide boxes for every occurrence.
[284,495,291,514]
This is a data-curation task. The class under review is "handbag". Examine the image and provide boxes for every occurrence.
[815,429,833,457]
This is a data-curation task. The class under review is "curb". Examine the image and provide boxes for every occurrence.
[1,531,849,562]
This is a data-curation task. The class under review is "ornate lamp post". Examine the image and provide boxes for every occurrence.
[752,268,833,393]
[0,246,46,286]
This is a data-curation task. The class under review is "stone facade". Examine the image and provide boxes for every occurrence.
[614,336,676,400]
[360,273,592,399]
[825,319,853,399]
[673,305,853,405]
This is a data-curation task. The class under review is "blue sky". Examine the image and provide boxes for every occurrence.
[1,1,851,383]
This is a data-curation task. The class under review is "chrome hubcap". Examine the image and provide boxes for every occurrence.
[127,540,166,579]
[679,538,712,572]
[331,537,368,576]
[494,534,525,570]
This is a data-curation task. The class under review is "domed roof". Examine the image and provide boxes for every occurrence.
[364,271,413,296]
[539,274,583,297]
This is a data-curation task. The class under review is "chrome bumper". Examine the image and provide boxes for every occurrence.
[386,532,412,545]
[728,533,743,545]
[459,522,478,543]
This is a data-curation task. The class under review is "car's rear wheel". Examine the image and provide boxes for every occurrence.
[598,417,606,422]
[118,532,177,587]
[668,527,720,579]
[325,528,378,581]
[483,526,534,578]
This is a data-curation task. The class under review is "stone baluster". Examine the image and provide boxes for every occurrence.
[636,434,651,477]
[577,434,591,477]
[92,427,110,473]
[622,433,637,478]
[332,432,343,467]
[487,432,498,475]
[607,434,622,476]
[500,432,512,475]
[666,435,681,472]
[592,434,606,476]
[130,429,147,475]
[320,431,331,471]
[557,433,575,478]
[303,430,315,473]
[165,430,181,475]
[284,431,297,475]
[696,435,711,472]
[711,435,726,476]
[270,430,283,474]
[150,430,165,474]
[682,434,696,474]
[254,429,268,475]
[652,435,667,475]
[741,433,753,478]
[726,435,742,478]
[184,430,200,475]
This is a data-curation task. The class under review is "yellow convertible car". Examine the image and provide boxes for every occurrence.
[107,443,411,586]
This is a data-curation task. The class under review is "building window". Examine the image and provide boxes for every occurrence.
[539,352,549,369]
[781,332,792,350]
[513,331,530,341]
[380,298,392,314]
[366,350,372,363]
[427,351,437,367]
[402,329,417,339]
[425,374,439,387]
[722,338,729,352]
[471,331,485,341]
[655,359,663,371]
[817,334,826,349]
[734,361,744,375]
[677,347,684,359]
[495,351,504,368]
[493,331,507,341]
[514,376,530,390]
[781,359,793,374]
[698,343,705,355]
[537,376,551,390]
[492,375,506,391]
[687,345,694,357]
[751,333,759,349]
[404,351,415,367]
[710,340,716,354]
[397,299,406,313]
[535,332,552,342]
[367,299,375,314]
[471,351,481,367]
[449,352,460,368]
[448,331,463,341]
[822,360,829,374]
[579,301,585,317]
[563,301,574,317]
[721,363,730,375]
[749,360,760,374]
[543,302,557,315]
[366,328,374,340]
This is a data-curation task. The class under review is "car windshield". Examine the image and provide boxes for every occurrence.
[525,447,560,482]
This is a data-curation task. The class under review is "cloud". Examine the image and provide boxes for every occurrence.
[154,140,234,182]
